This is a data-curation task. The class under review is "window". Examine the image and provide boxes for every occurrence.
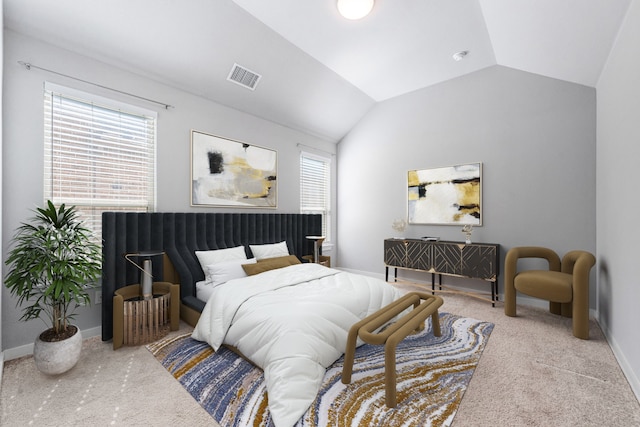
[44,83,156,242]
[300,152,331,240]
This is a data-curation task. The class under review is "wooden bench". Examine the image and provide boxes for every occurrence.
[341,291,444,407]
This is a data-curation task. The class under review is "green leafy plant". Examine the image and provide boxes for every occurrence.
[4,201,101,341]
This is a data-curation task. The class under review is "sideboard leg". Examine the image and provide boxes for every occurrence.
[491,281,498,307]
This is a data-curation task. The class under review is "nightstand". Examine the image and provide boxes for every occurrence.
[112,282,180,350]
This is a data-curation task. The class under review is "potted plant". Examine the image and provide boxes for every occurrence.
[4,201,101,375]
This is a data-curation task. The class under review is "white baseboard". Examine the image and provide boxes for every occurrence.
[0,351,4,392]
[596,314,640,403]
[3,326,102,361]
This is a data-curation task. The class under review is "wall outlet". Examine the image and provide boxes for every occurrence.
[95,289,102,305]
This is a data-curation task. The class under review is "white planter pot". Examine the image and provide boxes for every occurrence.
[33,326,82,375]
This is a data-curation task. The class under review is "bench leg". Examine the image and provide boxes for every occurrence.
[384,342,397,407]
[342,323,360,384]
[431,310,441,337]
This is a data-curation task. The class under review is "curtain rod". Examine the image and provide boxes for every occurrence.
[18,61,174,110]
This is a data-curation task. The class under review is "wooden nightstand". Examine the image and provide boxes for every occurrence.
[302,254,331,267]
[112,282,180,350]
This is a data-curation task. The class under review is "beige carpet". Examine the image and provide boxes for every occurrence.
[2,287,640,426]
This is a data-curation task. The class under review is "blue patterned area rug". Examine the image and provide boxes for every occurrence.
[147,312,493,427]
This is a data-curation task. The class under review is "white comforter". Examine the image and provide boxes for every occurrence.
[191,263,403,427]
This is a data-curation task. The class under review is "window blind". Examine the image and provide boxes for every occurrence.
[44,86,156,240]
[300,152,331,239]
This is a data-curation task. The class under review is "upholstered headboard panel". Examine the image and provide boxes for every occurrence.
[101,212,322,341]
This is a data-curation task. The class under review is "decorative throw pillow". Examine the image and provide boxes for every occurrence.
[249,241,290,260]
[205,258,256,287]
[242,255,301,276]
[195,246,247,273]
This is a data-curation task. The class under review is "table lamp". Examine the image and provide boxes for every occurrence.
[124,250,164,300]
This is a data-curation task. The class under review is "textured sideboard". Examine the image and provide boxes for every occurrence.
[384,238,500,305]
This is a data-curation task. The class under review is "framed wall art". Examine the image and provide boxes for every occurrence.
[191,130,277,207]
[407,162,482,225]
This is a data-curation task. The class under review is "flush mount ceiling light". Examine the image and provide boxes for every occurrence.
[452,50,469,61]
[337,0,374,20]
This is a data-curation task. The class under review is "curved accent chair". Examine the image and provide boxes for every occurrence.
[504,246,596,339]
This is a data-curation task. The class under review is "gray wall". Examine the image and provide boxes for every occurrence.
[337,65,596,298]
[1,30,336,353]
[596,0,640,399]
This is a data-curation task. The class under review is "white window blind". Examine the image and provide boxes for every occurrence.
[300,152,331,240]
[44,84,156,241]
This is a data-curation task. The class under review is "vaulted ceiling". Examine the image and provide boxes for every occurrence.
[4,0,632,141]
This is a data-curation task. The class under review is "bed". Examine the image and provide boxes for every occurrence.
[101,212,404,426]
[192,256,403,426]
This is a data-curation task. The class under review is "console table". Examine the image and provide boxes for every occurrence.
[384,238,500,306]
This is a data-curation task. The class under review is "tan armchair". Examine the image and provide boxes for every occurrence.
[504,246,595,339]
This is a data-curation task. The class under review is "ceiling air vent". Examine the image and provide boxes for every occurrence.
[227,63,261,90]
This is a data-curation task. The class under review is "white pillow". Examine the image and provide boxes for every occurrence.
[249,241,290,260]
[204,258,256,287]
[195,280,214,303]
[195,246,246,273]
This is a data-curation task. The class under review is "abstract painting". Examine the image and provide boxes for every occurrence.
[408,163,482,225]
[191,130,277,207]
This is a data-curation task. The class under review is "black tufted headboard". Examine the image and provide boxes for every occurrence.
[101,212,322,341]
